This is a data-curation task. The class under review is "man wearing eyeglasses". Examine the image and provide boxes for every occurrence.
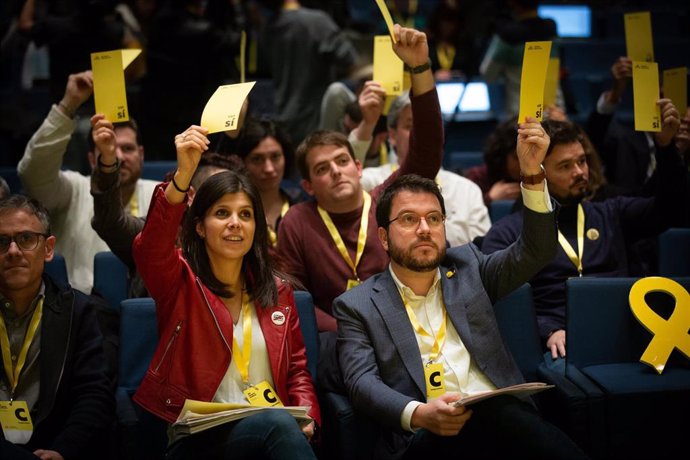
[0,195,114,460]
[333,120,588,459]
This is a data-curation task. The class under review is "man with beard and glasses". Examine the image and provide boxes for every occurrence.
[17,71,157,295]
[481,106,688,372]
[333,119,588,459]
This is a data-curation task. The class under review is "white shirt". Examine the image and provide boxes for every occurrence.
[362,163,491,247]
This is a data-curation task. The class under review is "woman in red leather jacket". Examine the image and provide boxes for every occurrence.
[132,124,320,459]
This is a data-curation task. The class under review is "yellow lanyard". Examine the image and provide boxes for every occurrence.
[402,296,446,363]
[0,298,43,398]
[379,142,389,166]
[268,197,290,247]
[558,204,585,276]
[128,192,139,217]
[436,43,456,70]
[231,294,252,386]
[317,191,371,281]
[387,0,418,28]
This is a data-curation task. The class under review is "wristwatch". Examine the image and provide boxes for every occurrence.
[520,165,546,185]
[404,59,432,74]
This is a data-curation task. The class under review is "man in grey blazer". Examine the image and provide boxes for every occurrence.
[334,117,589,459]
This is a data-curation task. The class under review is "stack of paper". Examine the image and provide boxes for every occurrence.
[452,382,554,407]
[172,399,311,436]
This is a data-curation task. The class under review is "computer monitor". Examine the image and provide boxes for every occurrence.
[537,4,592,38]
[436,81,465,117]
[459,82,491,112]
[436,81,492,120]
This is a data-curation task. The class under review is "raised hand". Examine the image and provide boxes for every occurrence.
[90,114,117,164]
[59,71,93,117]
[516,117,550,177]
[358,81,386,127]
[165,126,209,203]
[654,98,680,147]
[392,24,429,68]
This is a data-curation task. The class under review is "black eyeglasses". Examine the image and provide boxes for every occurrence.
[0,231,49,254]
[388,211,446,229]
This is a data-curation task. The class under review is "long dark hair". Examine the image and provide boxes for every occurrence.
[180,170,277,307]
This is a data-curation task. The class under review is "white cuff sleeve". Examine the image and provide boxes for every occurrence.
[596,92,618,115]
[521,181,552,213]
[401,400,423,432]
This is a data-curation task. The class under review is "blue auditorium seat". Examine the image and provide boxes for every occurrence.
[294,290,319,382]
[489,199,516,223]
[142,161,176,182]
[45,252,68,286]
[0,167,22,195]
[565,277,690,459]
[93,251,129,311]
[658,228,690,276]
[444,150,483,172]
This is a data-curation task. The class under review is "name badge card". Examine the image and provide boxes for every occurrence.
[518,41,552,123]
[244,380,283,407]
[91,49,142,122]
[0,400,33,444]
[632,61,661,132]
[374,0,397,44]
[663,67,688,116]
[543,57,560,107]
[625,12,654,62]
[424,362,446,399]
[201,82,256,134]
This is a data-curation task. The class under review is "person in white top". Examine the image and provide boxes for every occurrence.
[17,71,157,294]
[361,91,491,246]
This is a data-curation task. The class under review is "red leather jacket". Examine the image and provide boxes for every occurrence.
[132,186,320,425]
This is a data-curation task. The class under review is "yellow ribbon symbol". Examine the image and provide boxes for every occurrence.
[629,277,690,374]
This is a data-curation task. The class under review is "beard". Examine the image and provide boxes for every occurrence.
[388,236,445,272]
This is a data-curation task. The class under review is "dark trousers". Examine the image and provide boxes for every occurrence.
[403,395,590,460]
[0,439,41,460]
[166,410,317,460]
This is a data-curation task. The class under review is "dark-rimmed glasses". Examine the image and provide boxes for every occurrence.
[388,211,446,229]
[0,231,49,254]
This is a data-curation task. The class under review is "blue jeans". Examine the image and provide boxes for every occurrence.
[167,410,316,460]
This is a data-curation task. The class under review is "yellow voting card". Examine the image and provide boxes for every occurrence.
[625,12,654,62]
[663,67,687,117]
[374,0,397,43]
[544,57,560,107]
[91,49,141,122]
[518,41,552,123]
[201,82,255,134]
[374,35,404,98]
[632,61,661,132]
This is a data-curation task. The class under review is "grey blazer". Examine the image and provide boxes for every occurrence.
[334,206,557,459]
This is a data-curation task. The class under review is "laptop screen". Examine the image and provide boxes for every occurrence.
[537,4,592,38]
[436,81,491,117]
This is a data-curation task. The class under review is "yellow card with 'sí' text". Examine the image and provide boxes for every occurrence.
[625,12,654,62]
[518,41,552,123]
[374,0,397,43]
[663,67,687,117]
[91,49,141,122]
[200,82,255,134]
[544,57,560,107]
[632,61,661,132]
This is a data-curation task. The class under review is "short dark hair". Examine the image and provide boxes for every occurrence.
[376,174,446,230]
[295,130,356,180]
[190,152,245,190]
[87,118,142,153]
[0,194,51,234]
[179,170,277,306]
[237,118,294,172]
[541,119,585,157]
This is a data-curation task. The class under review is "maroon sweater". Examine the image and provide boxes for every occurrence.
[277,89,444,331]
